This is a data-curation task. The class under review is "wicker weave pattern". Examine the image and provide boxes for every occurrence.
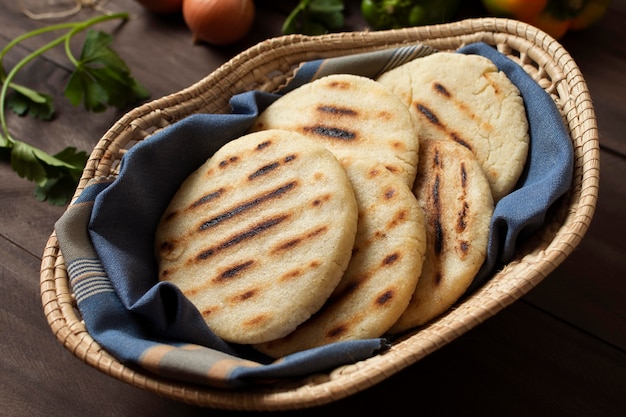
[40,18,599,411]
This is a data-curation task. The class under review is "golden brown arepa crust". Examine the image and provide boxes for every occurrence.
[255,161,426,358]
[251,74,420,188]
[155,130,358,344]
[389,139,494,333]
[377,52,528,201]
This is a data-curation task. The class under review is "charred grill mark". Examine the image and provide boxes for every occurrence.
[256,140,272,150]
[387,209,408,229]
[219,156,239,168]
[457,202,469,233]
[385,165,400,175]
[416,103,474,152]
[382,252,400,266]
[434,272,442,285]
[432,175,444,256]
[304,125,356,141]
[191,188,225,209]
[215,260,255,282]
[434,219,444,255]
[328,80,351,89]
[278,259,319,283]
[384,187,396,200]
[368,167,382,178]
[460,162,468,188]
[272,226,328,255]
[450,132,473,151]
[196,214,289,261]
[325,276,363,307]
[159,241,175,253]
[311,193,331,207]
[433,82,451,97]
[343,281,360,297]
[483,72,500,94]
[276,238,301,252]
[416,103,440,125]
[243,314,268,327]
[199,182,296,231]
[378,110,393,120]
[248,162,280,179]
[326,324,348,340]
[279,268,303,282]
[317,105,357,116]
[459,241,469,255]
[457,163,469,233]
[375,289,394,306]
[233,289,258,302]
[248,154,298,180]
[433,147,441,167]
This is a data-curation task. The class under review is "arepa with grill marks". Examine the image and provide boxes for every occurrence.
[255,161,426,358]
[389,139,494,333]
[377,52,529,201]
[250,74,420,188]
[155,130,358,345]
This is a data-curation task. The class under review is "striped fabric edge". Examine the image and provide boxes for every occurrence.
[375,44,438,77]
[67,258,115,303]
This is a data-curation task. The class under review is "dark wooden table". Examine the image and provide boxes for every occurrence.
[2,1,625,416]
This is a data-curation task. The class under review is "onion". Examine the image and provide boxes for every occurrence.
[134,0,183,14]
[182,0,255,46]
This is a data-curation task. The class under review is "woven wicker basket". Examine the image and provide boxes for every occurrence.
[40,18,599,411]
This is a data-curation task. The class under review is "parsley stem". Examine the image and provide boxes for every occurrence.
[0,23,76,75]
[0,12,129,144]
[64,12,129,66]
[0,34,67,144]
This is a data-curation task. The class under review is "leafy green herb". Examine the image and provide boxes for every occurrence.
[7,89,55,120]
[282,0,345,35]
[65,29,150,112]
[360,0,461,30]
[0,13,149,205]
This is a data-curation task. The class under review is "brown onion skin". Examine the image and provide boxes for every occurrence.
[134,0,183,14]
[182,0,255,46]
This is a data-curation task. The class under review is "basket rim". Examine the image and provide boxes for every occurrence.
[40,17,600,411]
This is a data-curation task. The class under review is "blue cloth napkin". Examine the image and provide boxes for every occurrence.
[54,42,572,389]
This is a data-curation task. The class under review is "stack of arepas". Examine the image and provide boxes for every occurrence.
[154,52,529,358]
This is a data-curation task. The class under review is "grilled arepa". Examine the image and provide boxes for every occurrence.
[255,161,426,358]
[155,130,358,345]
[377,52,529,201]
[389,139,494,333]
[251,74,420,188]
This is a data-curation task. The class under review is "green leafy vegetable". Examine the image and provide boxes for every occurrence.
[360,0,461,30]
[282,0,345,35]
[7,89,55,119]
[0,12,149,205]
[65,30,150,112]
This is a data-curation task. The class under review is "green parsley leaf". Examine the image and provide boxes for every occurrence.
[0,12,143,205]
[34,173,80,205]
[33,146,87,205]
[7,89,55,120]
[64,29,149,112]
[283,0,345,35]
[10,140,48,185]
